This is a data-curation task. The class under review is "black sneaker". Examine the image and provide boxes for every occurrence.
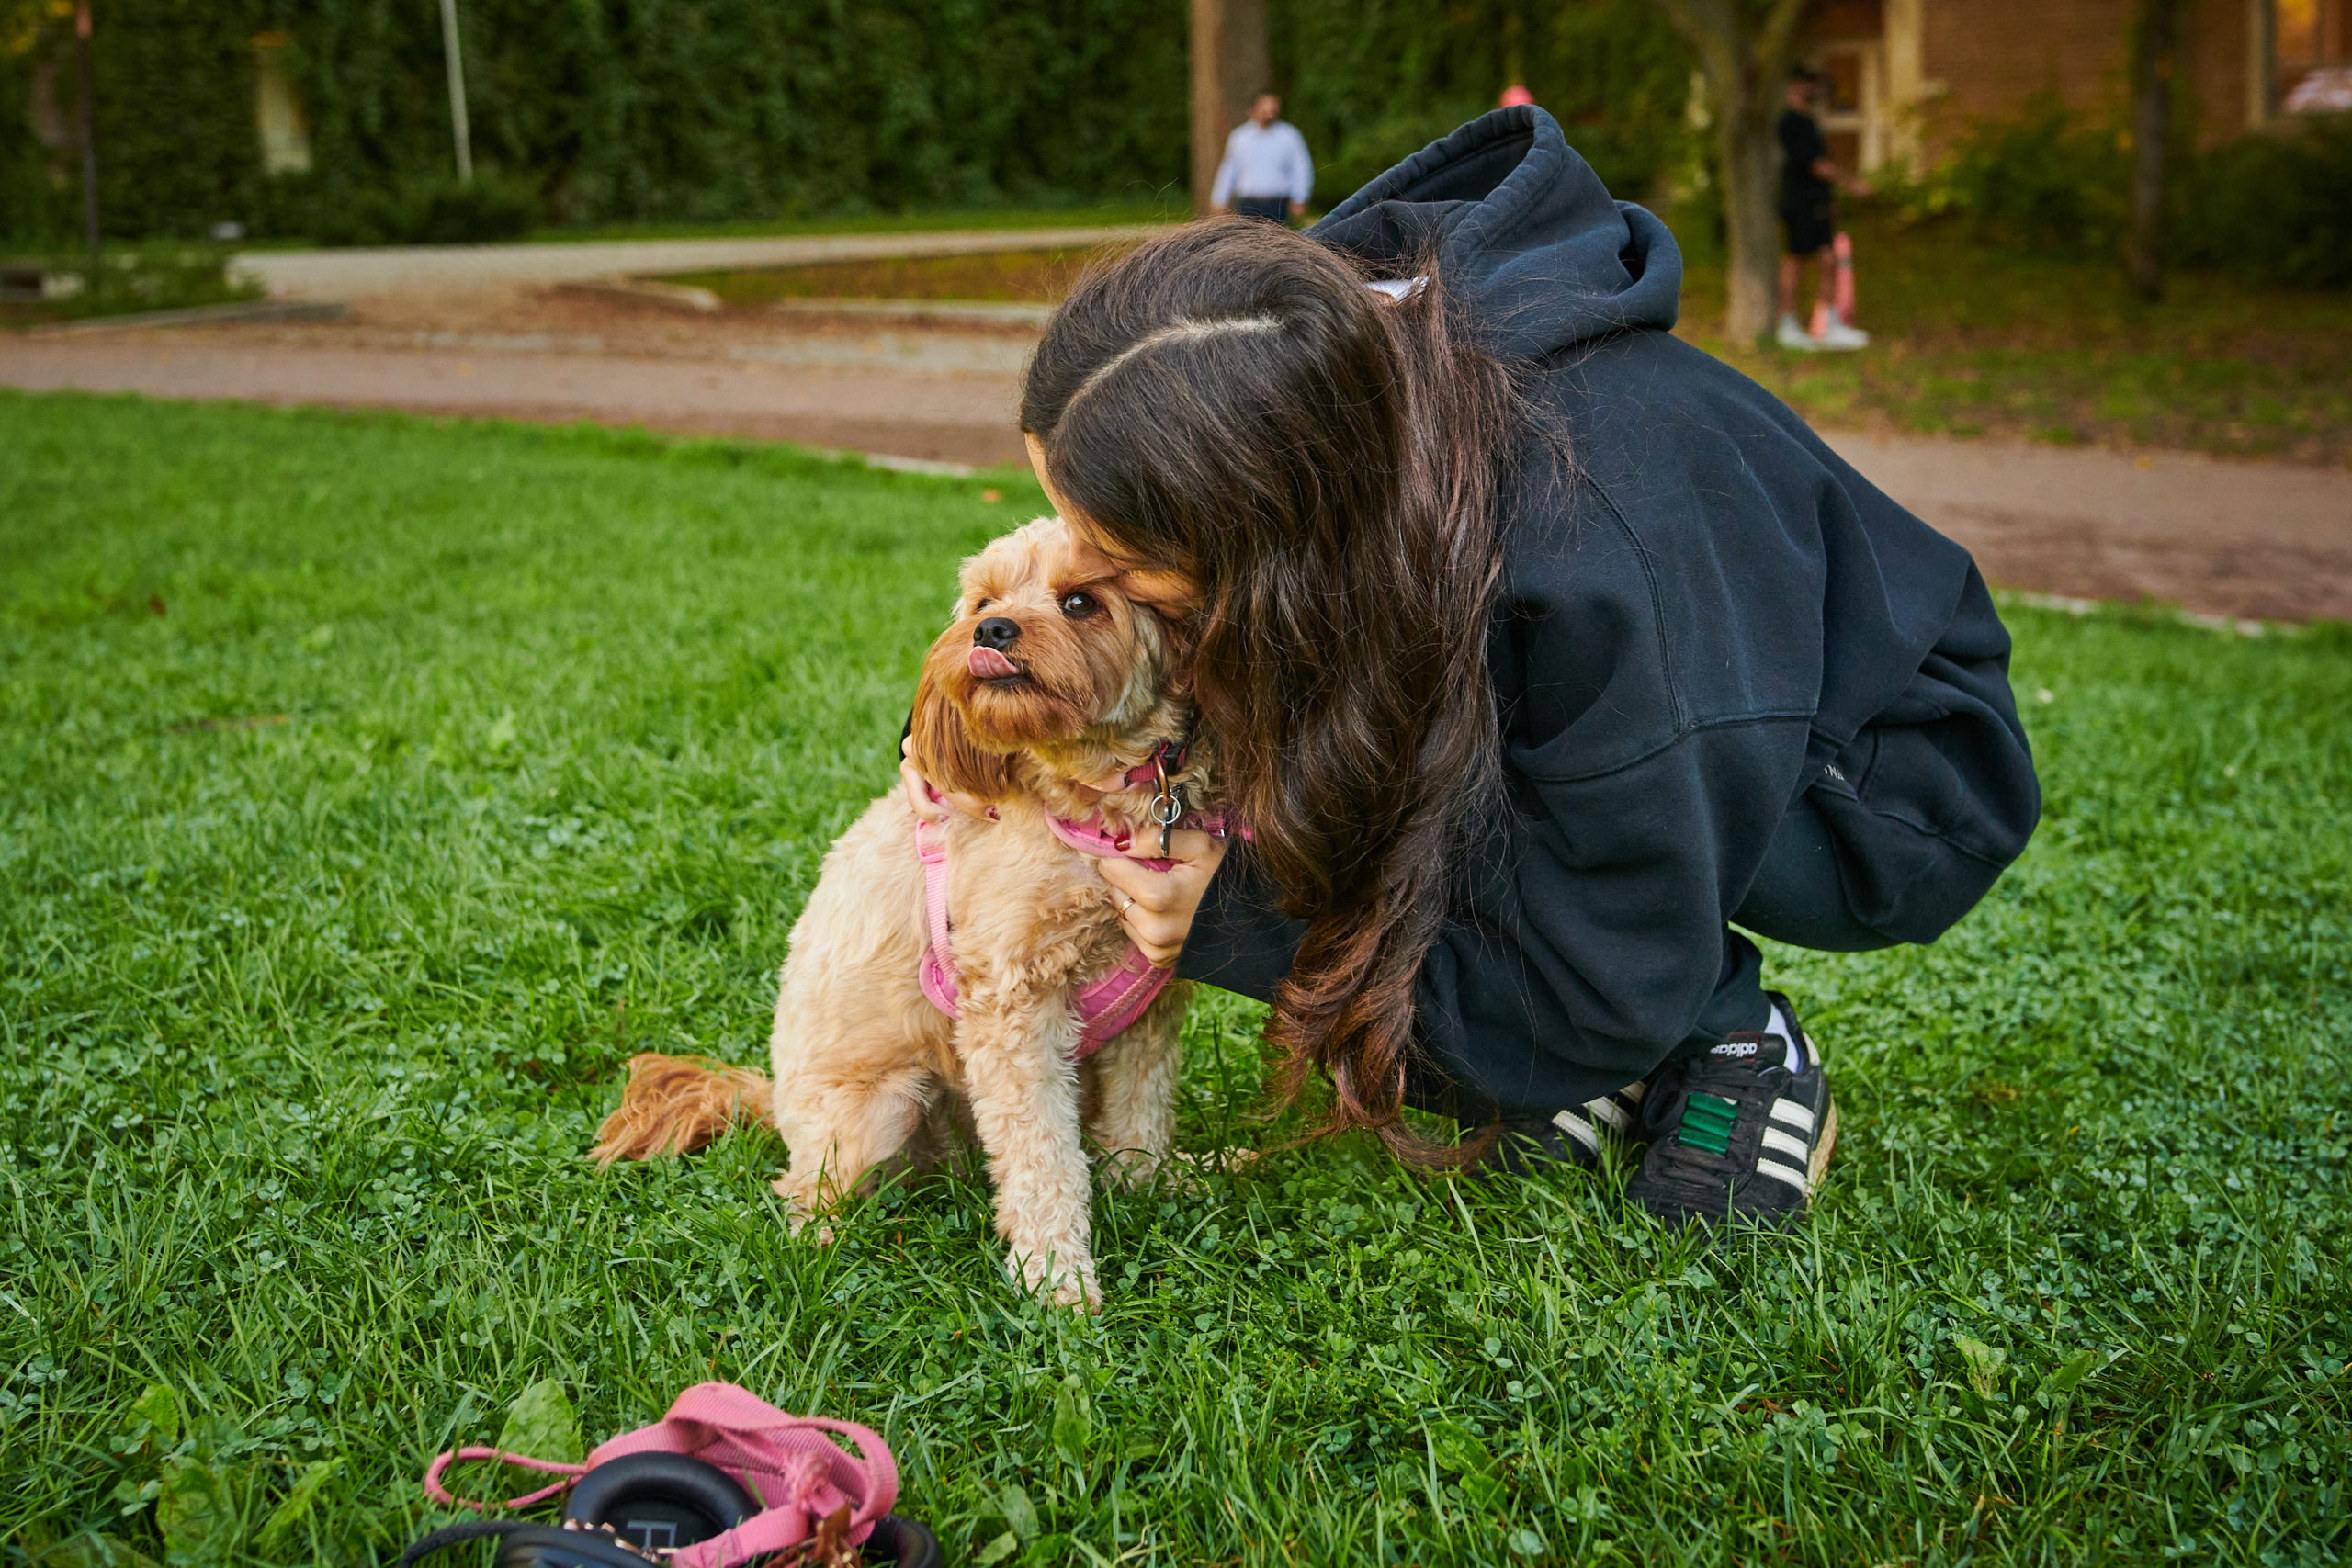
[1623,993,1837,1227]
[1485,1080,1651,1175]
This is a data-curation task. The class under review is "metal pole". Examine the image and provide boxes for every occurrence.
[74,0,99,283]
[437,0,473,183]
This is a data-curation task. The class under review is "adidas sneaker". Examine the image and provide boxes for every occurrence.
[1623,991,1837,1226]
[1485,1078,1650,1175]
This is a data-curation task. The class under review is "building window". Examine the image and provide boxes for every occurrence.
[2278,0,2352,111]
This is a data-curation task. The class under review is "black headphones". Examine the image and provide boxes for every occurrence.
[399,1452,940,1568]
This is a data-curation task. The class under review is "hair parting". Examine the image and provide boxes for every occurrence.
[1022,220,1538,1164]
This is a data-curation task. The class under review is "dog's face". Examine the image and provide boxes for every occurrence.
[910,516,1187,799]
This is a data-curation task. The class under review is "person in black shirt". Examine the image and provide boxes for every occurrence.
[1777,68,1872,349]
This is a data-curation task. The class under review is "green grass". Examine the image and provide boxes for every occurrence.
[0,245,264,333]
[1673,210,2352,467]
[3,391,2349,1568]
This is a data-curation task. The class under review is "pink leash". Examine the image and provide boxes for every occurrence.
[424,1382,897,1568]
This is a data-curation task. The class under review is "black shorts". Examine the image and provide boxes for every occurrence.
[1781,192,1836,255]
[1232,196,1292,224]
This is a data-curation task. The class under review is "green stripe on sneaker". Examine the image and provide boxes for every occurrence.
[1678,1092,1738,1154]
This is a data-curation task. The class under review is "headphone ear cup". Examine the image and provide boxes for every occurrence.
[562,1452,758,1556]
[487,1525,668,1568]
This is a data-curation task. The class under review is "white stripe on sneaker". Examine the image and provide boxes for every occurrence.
[1620,1080,1646,1105]
[1550,1109,1600,1156]
[1760,1125,1810,1163]
[1770,1098,1816,1134]
[1587,1096,1628,1133]
[1756,1157,1811,1194]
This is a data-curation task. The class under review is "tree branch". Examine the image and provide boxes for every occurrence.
[1649,0,1743,98]
[1755,0,1815,96]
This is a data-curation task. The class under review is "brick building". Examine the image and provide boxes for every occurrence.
[1796,0,2348,172]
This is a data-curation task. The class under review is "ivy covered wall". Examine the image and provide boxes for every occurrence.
[0,0,1694,243]
[1270,0,1698,207]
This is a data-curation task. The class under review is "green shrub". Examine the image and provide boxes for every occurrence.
[1893,95,2130,253]
[1883,97,2352,289]
[2175,113,2352,288]
[4,243,262,319]
[307,175,537,247]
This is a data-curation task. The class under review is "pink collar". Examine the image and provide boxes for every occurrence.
[1044,810,1180,872]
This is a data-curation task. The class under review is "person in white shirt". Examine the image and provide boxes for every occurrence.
[1211,93,1314,223]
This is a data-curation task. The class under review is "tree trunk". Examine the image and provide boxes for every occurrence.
[1651,0,1811,344]
[1189,0,1270,215]
[1718,99,1781,342]
[2125,0,2183,301]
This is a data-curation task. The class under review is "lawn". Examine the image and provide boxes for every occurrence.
[3,392,2348,1568]
[657,209,2352,468]
[1677,209,2352,467]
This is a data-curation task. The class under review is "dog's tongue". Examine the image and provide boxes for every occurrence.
[967,647,1022,680]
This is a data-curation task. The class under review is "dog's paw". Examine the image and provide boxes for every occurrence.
[1007,1249,1101,1313]
[774,1179,839,1246]
[1173,1145,1261,1179]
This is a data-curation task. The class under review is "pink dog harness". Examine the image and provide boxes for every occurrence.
[916,742,1228,1061]
[916,816,1171,1060]
[422,1382,897,1567]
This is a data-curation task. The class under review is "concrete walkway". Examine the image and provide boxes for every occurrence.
[231,226,1161,300]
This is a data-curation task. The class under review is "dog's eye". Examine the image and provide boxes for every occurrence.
[1058,592,1100,619]
[974,597,994,611]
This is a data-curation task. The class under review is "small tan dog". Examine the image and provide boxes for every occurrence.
[594,516,1216,1309]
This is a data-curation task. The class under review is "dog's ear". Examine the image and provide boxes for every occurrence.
[910,644,1017,800]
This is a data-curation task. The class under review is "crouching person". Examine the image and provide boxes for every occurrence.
[988,107,2043,1224]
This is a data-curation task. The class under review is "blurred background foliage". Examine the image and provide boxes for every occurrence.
[0,0,1697,245]
[0,0,2345,291]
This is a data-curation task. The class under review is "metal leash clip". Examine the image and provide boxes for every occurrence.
[1149,750,1185,857]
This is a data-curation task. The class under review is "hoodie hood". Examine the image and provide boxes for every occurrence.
[1311,105,1681,360]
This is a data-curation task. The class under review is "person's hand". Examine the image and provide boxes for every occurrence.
[1096,828,1229,968]
[1849,178,1874,198]
[901,735,992,823]
[1288,199,1308,219]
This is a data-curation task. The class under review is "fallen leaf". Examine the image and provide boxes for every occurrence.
[157,1455,236,1566]
[494,1379,585,1497]
[1954,1335,2007,1401]
[995,1483,1039,1543]
[256,1458,342,1550]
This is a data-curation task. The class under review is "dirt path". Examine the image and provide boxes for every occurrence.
[229,225,1162,300]
[6,297,2347,621]
[1818,434,2352,625]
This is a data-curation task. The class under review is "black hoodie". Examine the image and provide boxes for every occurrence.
[1176,107,2040,1112]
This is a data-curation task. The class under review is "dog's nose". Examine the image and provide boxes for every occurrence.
[974,616,1021,650]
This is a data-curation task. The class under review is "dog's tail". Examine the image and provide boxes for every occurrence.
[590,1052,775,1166]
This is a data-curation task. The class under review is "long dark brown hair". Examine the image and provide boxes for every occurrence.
[1022,220,1532,1163]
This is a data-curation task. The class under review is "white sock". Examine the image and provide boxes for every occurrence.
[1763,999,1805,1073]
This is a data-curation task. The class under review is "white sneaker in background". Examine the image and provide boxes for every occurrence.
[1775,313,1820,351]
[1816,306,1871,351]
